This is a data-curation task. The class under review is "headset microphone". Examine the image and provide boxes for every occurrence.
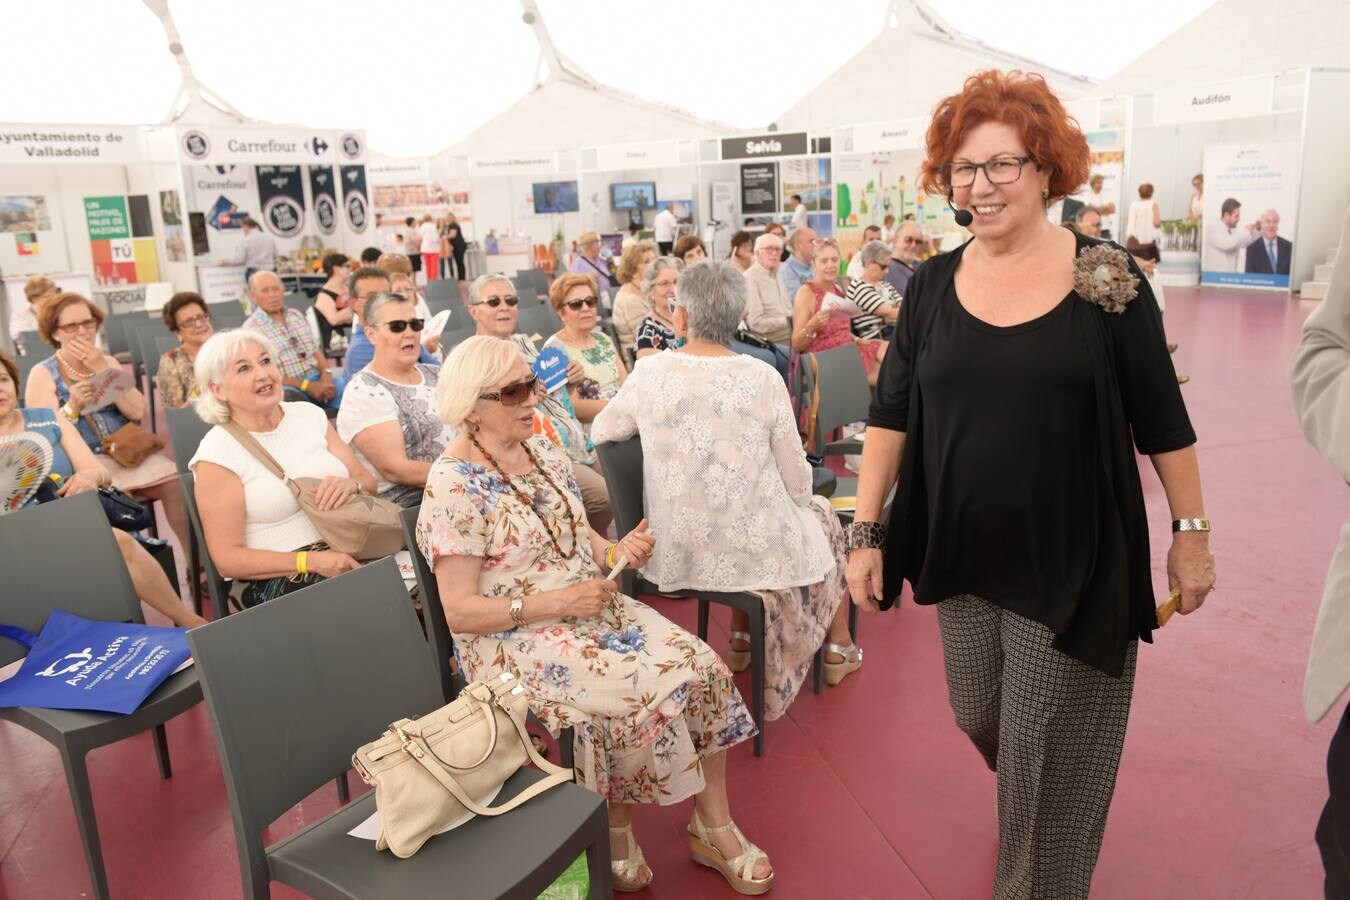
[948,192,974,227]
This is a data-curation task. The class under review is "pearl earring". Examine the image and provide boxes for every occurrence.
[1042,187,1050,199]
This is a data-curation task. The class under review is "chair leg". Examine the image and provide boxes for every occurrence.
[697,598,710,640]
[749,602,766,757]
[187,531,204,617]
[812,647,825,694]
[584,800,613,897]
[335,772,350,803]
[849,603,859,640]
[152,723,172,779]
[558,725,575,774]
[59,746,112,900]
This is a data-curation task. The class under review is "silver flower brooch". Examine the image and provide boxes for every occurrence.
[1073,244,1139,314]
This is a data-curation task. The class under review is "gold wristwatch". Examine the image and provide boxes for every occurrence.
[1172,518,1210,533]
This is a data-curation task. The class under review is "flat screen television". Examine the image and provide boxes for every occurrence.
[532,180,579,214]
[610,181,657,210]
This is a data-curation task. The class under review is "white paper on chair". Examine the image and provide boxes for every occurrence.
[395,550,416,585]
[84,368,135,412]
[347,782,504,840]
[424,309,452,339]
[821,294,863,316]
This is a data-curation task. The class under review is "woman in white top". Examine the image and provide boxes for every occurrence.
[190,330,375,606]
[1187,173,1204,222]
[337,292,456,507]
[1125,182,1162,261]
[593,261,861,713]
[418,215,441,283]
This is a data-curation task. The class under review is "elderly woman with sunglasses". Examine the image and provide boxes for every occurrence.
[336,292,456,508]
[417,336,773,895]
[633,256,683,359]
[843,240,901,343]
[544,273,628,431]
[791,238,886,383]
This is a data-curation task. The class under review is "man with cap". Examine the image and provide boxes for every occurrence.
[569,231,617,297]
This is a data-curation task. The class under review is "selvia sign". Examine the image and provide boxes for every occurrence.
[720,132,808,161]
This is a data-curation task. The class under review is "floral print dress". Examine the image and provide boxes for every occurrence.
[416,436,756,805]
[544,331,623,438]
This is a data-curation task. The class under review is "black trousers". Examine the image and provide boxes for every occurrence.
[451,247,467,281]
[1320,702,1350,899]
[657,241,673,256]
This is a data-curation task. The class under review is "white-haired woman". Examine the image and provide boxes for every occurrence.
[416,336,773,895]
[189,330,375,606]
[633,256,683,359]
[844,239,901,345]
[594,261,861,702]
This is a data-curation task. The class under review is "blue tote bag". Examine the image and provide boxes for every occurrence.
[0,610,191,715]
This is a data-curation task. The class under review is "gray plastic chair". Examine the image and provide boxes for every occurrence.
[811,343,872,463]
[0,491,202,900]
[397,506,575,771]
[522,268,550,299]
[177,471,231,620]
[166,408,217,616]
[16,345,50,397]
[137,329,178,432]
[207,302,247,329]
[516,303,561,341]
[188,559,610,900]
[595,435,769,756]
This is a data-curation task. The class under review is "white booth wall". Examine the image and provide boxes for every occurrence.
[1294,68,1350,289]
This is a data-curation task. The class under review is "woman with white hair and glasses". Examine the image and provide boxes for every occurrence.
[594,261,862,699]
[190,330,376,606]
[844,239,901,342]
[633,256,683,359]
[417,335,774,894]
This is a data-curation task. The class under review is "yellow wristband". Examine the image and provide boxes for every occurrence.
[296,550,309,575]
[299,379,310,392]
[605,543,616,568]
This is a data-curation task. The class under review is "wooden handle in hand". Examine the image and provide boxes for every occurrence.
[1156,589,1182,627]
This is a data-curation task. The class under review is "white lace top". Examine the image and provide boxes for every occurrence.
[591,351,833,592]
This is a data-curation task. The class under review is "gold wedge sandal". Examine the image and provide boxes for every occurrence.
[823,642,863,686]
[610,821,653,892]
[728,630,752,673]
[688,809,774,895]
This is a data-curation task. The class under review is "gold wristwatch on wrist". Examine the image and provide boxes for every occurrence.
[1172,518,1210,533]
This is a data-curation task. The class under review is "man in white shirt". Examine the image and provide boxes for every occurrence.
[1204,198,1260,273]
[1084,174,1117,240]
[654,203,678,255]
[789,194,808,232]
[743,233,793,343]
[219,217,277,282]
[847,226,883,283]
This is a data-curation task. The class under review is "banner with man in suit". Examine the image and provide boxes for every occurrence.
[1201,141,1298,291]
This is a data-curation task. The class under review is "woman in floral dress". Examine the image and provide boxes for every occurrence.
[417,335,774,894]
[543,273,628,435]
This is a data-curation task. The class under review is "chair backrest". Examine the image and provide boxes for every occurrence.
[0,492,142,667]
[283,292,309,312]
[517,303,561,341]
[188,559,443,897]
[208,302,247,329]
[145,334,180,380]
[812,344,872,443]
[523,268,550,299]
[440,325,477,354]
[595,435,644,539]
[106,311,154,358]
[424,278,460,305]
[16,347,49,397]
[165,407,213,474]
[134,325,173,382]
[178,472,232,618]
[398,505,457,701]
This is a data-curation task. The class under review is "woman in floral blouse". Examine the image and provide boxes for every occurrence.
[543,273,627,433]
[157,292,216,410]
[417,336,774,895]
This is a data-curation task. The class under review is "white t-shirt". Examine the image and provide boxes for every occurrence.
[336,364,456,503]
[190,402,347,552]
[790,203,808,232]
[419,222,441,254]
[654,208,677,242]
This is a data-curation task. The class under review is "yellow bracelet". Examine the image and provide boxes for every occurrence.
[605,543,616,568]
[296,551,309,575]
[299,379,310,392]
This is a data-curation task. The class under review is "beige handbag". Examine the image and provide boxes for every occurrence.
[222,421,405,560]
[352,670,573,858]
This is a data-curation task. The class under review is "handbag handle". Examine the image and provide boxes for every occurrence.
[400,689,572,818]
[410,691,501,771]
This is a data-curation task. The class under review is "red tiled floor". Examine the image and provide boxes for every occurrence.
[1,287,1342,898]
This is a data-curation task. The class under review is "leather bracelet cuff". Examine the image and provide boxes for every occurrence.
[845,521,887,551]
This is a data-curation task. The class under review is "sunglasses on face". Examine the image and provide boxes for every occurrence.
[565,296,599,311]
[475,294,519,308]
[478,375,540,405]
[380,318,425,333]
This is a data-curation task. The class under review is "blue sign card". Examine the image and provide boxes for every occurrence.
[0,610,191,715]
[533,347,570,393]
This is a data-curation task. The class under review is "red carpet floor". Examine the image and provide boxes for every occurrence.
[1,286,1342,898]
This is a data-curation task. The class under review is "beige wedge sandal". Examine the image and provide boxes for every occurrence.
[728,630,752,673]
[823,642,863,686]
[688,809,775,895]
[610,821,653,892]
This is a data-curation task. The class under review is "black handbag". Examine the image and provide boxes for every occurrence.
[97,486,154,532]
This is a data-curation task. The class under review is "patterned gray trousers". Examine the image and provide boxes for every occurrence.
[937,595,1138,900]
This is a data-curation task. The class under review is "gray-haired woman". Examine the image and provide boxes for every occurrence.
[844,239,902,344]
[594,261,861,707]
[633,256,683,359]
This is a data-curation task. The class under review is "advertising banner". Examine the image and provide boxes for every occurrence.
[1154,76,1275,126]
[177,126,365,166]
[0,124,145,165]
[780,158,831,213]
[740,163,778,215]
[835,118,926,154]
[254,165,306,238]
[721,132,808,161]
[592,141,680,172]
[468,154,556,176]
[340,165,370,233]
[371,180,473,237]
[1200,141,1298,290]
[308,166,338,236]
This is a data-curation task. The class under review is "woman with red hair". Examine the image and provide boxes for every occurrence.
[842,70,1216,897]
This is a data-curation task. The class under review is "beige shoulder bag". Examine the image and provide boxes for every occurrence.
[352,670,573,858]
[222,421,405,560]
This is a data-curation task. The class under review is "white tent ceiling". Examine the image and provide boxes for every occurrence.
[0,0,1222,157]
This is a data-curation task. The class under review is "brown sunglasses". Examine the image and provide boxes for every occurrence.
[478,376,540,405]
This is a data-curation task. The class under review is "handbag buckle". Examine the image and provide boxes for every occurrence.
[395,725,425,759]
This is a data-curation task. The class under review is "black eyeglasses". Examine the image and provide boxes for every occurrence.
[379,318,425,333]
[474,294,519,308]
[478,376,540,405]
[941,156,1034,189]
[565,296,599,311]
